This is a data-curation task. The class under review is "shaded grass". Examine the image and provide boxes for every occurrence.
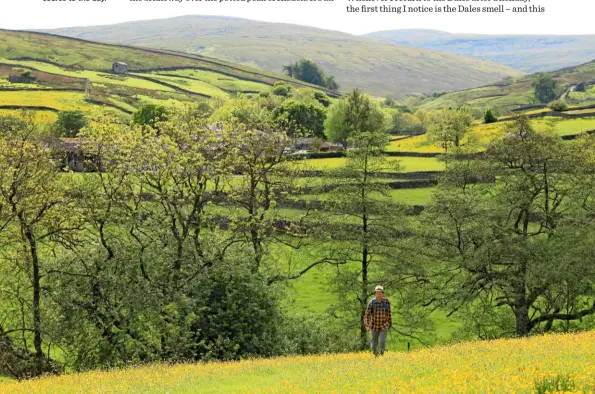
[388,188,435,205]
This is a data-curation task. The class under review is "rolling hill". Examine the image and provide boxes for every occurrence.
[365,29,595,74]
[0,29,332,119]
[416,58,595,114]
[39,15,523,98]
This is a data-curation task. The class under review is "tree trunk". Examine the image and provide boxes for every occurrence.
[360,239,369,351]
[513,210,532,337]
[513,264,531,336]
[359,153,370,351]
[514,303,531,337]
[25,228,44,376]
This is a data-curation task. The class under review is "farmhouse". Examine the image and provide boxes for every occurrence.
[112,62,129,74]
[319,141,344,153]
[292,137,345,153]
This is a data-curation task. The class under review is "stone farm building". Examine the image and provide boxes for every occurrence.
[55,138,100,172]
[293,137,344,153]
[112,62,129,74]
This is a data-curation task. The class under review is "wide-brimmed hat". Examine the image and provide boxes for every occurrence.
[374,285,384,292]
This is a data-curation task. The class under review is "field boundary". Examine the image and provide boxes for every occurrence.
[2,29,339,96]
[0,105,59,112]
[562,129,595,140]
[139,68,279,90]
[0,61,87,83]
[297,170,443,179]
[151,72,265,94]
[0,87,84,92]
[128,74,210,98]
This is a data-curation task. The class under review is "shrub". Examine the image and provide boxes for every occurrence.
[273,312,359,356]
[54,110,88,137]
[547,99,568,112]
[132,103,168,128]
[272,84,291,97]
[483,107,499,124]
[314,91,331,107]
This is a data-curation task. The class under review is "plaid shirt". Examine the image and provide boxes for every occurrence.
[364,297,392,331]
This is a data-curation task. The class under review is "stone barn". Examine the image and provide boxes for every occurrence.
[56,138,101,172]
[112,62,129,74]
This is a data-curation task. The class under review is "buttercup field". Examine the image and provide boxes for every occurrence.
[1,2,595,392]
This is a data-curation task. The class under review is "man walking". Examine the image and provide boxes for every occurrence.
[363,285,392,356]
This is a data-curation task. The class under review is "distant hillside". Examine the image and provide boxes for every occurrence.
[417,59,595,114]
[40,15,523,98]
[0,29,332,120]
[365,29,595,73]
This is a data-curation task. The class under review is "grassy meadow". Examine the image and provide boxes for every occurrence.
[2,331,594,393]
[302,156,444,172]
[388,117,595,154]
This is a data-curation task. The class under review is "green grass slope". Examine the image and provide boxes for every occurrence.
[418,59,595,114]
[0,29,333,92]
[0,29,333,118]
[365,29,595,74]
[41,15,523,98]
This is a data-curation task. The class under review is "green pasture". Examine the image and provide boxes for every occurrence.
[0,90,118,115]
[386,135,443,153]
[388,187,435,205]
[0,30,306,89]
[0,78,40,89]
[0,59,175,92]
[133,94,190,108]
[107,95,138,113]
[302,156,445,172]
[568,84,595,101]
[0,109,58,123]
[390,116,595,154]
[565,108,595,115]
[531,117,595,136]
[132,73,228,97]
[157,69,270,92]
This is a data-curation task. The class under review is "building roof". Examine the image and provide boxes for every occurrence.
[113,61,128,66]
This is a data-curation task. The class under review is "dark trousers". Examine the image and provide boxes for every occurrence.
[371,328,388,355]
